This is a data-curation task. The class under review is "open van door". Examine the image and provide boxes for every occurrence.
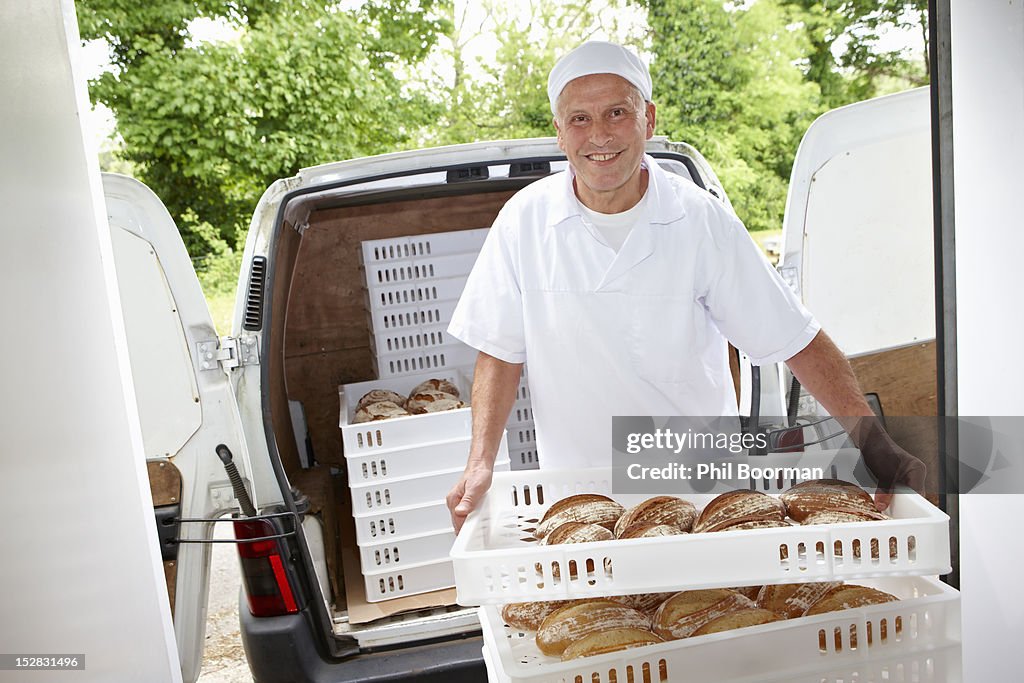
[103,174,259,683]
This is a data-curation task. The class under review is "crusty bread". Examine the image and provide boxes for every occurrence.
[540,521,615,546]
[719,519,792,531]
[730,585,764,602]
[502,598,606,631]
[692,490,785,533]
[560,628,664,662]
[691,608,783,636]
[757,582,842,619]
[405,390,465,414]
[781,479,878,523]
[621,592,677,614]
[617,523,685,540]
[408,378,460,399]
[354,389,407,412]
[535,494,624,539]
[803,585,898,616]
[651,589,755,640]
[353,400,409,423]
[613,496,697,537]
[536,601,651,656]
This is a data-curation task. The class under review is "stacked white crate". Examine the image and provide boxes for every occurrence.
[339,368,511,603]
[360,228,539,470]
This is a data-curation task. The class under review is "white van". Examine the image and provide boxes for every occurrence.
[108,137,735,682]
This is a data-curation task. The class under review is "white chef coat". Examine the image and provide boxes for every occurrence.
[448,155,820,469]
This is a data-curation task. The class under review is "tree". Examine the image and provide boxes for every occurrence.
[639,0,822,233]
[781,0,929,107]
[77,0,450,258]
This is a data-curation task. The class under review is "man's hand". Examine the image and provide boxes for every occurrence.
[853,417,928,511]
[447,465,493,534]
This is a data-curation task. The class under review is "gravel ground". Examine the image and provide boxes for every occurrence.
[197,523,253,683]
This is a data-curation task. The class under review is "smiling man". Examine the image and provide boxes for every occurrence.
[445,41,924,531]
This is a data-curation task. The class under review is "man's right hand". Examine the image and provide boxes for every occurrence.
[447,465,493,534]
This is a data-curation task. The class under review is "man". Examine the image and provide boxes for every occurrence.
[445,41,924,532]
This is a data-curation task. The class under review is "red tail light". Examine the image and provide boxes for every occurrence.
[234,519,299,617]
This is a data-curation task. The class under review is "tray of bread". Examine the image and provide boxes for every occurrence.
[480,575,960,683]
[450,453,950,605]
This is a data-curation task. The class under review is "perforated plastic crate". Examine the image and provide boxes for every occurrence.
[370,322,454,356]
[373,342,479,379]
[451,454,951,605]
[362,250,479,288]
[365,300,459,336]
[481,575,960,683]
[345,436,509,484]
[360,228,489,266]
[362,557,457,603]
[358,529,456,573]
[509,446,540,470]
[363,276,468,313]
[350,460,508,515]
[339,369,471,453]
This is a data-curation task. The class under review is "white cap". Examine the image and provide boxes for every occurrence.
[547,40,653,115]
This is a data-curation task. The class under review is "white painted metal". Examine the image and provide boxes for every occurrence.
[109,228,202,458]
[950,0,1024,679]
[782,88,935,356]
[0,1,181,681]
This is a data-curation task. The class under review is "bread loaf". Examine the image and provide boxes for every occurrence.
[691,608,783,636]
[501,598,606,631]
[757,582,842,619]
[560,628,664,662]
[617,523,685,540]
[405,390,465,414]
[730,586,764,602]
[540,522,615,546]
[613,496,697,537]
[803,585,898,616]
[692,490,785,533]
[621,592,677,614]
[355,389,407,412]
[781,479,879,522]
[536,601,651,656]
[409,378,460,399]
[535,494,624,539]
[353,400,409,423]
[651,589,755,640]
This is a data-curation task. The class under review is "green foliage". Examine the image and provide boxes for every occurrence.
[78,0,449,256]
[641,0,823,232]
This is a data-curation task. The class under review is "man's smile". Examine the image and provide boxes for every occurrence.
[586,151,622,162]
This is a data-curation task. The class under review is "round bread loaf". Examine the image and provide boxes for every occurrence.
[617,523,685,540]
[560,628,664,662]
[535,494,625,539]
[757,582,842,619]
[409,378,460,399]
[719,519,791,532]
[730,585,764,602]
[692,490,786,533]
[501,598,603,631]
[781,479,878,522]
[651,589,755,640]
[354,389,407,412]
[405,390,465,414]
[803,585,898,616]
[614,496,697,537]
[540,521,614,546]
[622,592,677,614]
[353,400,409,423]
[691,608,782,636]
[536,601,651,656]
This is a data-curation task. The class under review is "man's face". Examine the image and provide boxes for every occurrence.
[554,73,656,212]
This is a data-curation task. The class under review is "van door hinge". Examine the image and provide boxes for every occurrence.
[197,335,260,372]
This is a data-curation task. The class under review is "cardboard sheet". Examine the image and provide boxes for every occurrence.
[338,495,457,624]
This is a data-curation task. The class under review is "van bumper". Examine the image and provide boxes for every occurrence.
[238,597,487,683]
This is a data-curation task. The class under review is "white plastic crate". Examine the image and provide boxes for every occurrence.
[350,460,508,515]
[481,575,960,683]
[363,276,468,313]
[370,322,454,356]
[374,341,479,379]
[362,557,457,603]
[509,446,540,470]
[365,299,459,336]
[358,529,456,572]
[508,425,537,450]
[345,436,509,484]
[353,500,452,545]
[351,458,512,545]
[451,454,951,605]
[362,251,480,288]
[507,400,534,428]
[338,369,471,453]
[360,228,489,266]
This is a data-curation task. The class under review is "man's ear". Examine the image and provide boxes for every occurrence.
[645,102,657,139]
[553,117,565,150]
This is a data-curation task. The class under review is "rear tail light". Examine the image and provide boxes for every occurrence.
[234,519,299,617]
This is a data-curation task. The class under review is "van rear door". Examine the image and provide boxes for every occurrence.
[103,173,258,683]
